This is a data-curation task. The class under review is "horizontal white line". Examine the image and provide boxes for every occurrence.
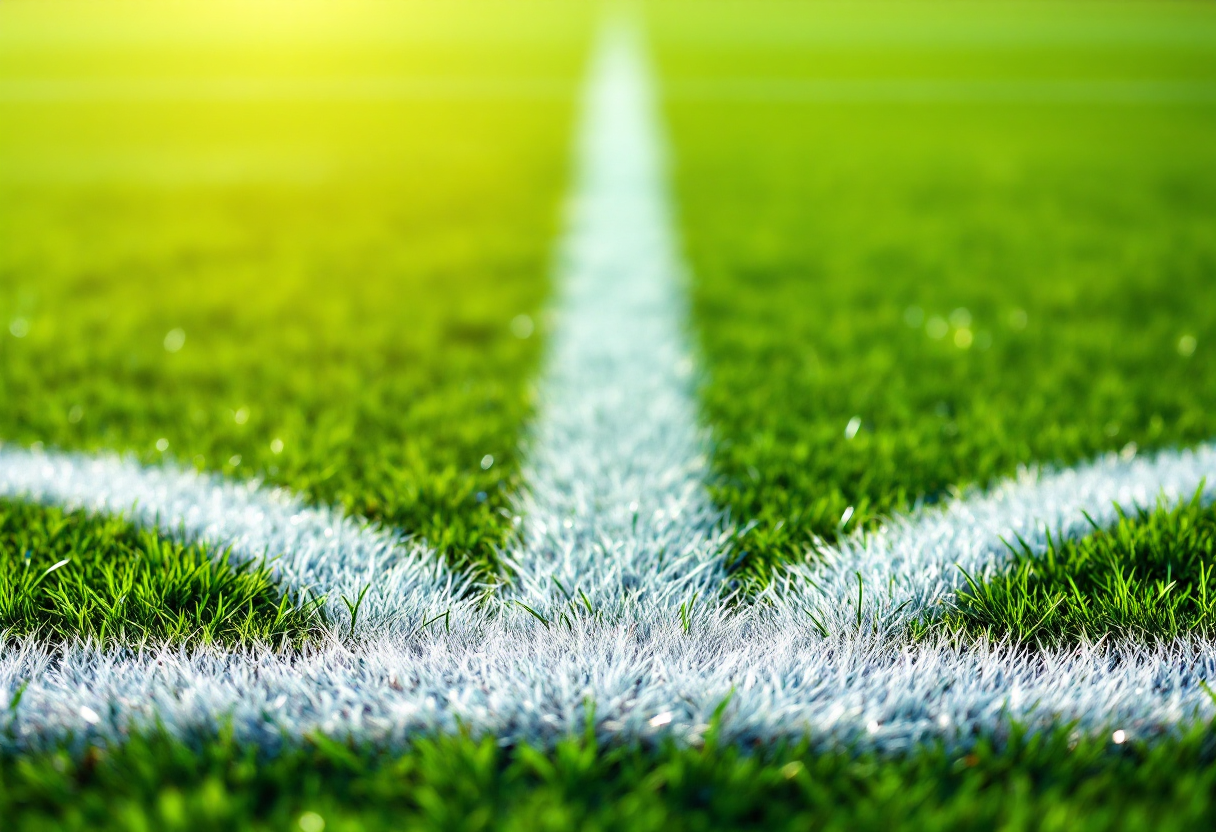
[5,605,1216,752]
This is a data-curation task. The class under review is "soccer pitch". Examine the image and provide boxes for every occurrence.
[4,0,1216,828]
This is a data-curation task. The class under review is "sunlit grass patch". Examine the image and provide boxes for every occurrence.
[918,489,1216,647]
[652,0,1216,585]
[0,0,592,577]
[0,499,319,647]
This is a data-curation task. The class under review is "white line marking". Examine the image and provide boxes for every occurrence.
[4,22,1216,752]
[792,444,1216,633]
[0,448,462,628]
[502,22,729,610]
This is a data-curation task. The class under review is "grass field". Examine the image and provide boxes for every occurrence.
[4,0,1216,828]
[655,0,1216,583]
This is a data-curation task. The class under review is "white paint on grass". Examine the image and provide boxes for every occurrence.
[0,447,463,628]
[793,444,1216,634]
[502,22,729,611]
[4,21,1216,753]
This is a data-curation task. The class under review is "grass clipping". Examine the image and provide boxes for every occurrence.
[0,499,320,648]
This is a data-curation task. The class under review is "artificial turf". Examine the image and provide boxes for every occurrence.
[653,0,1216,583]
[918,489,1216,647]
[0,0,591,576]
[0,498,319,648]
[6,721,1216,832]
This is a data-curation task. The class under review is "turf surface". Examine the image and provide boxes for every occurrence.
[0,499,319,647]
[4,0,1216,826]
[6,721,1216,832]
[653,0,1216,582]
[0,0,591,575]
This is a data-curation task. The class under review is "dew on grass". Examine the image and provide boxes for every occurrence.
[781,761,804,779]
[867,720,880,734]
[1179,335,1197,357]
[270,438,284,454]
[840,506,855,526]
[949,308,972,328]
[8,317,29,338]
[1121,442,1138,461]
[510,314,534,339]
[480,454,494,470]
[79,706,100,725]
[844,416,862,440]
[1113,729,1127,744]
[298,811,325,832]
[155,438,169,452]
[228,454,242,467]
[954,328,973,349]
[234,406,250,425]
[67,405,83,424]
[926,316,949,339]
[163,328,186,353]
[649,711,673,727]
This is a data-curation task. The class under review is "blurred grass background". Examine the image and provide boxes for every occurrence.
[652,0,1216,583]
[0,0,593,576]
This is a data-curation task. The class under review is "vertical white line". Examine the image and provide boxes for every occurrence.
[504,23,730,610]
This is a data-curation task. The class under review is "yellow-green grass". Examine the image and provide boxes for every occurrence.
[652,0,1216,583]
[0,498,320,647]
[0,0,592,576]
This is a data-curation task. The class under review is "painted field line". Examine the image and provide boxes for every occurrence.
[790,443,1216,633]
[0,446,463,628]
[501,21,730,611]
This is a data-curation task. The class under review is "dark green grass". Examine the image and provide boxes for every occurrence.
[0,499,318,647]
[653,1,1216,584]
[6,719,1216,831]
[919,490,1216,647]
[0,2,590,577]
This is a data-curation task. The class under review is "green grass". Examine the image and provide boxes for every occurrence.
[6,720,1216,831]
[0,498,318,647]
[652,0,1216,583]
[917,489,1216,647]
[0,0,591,576]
